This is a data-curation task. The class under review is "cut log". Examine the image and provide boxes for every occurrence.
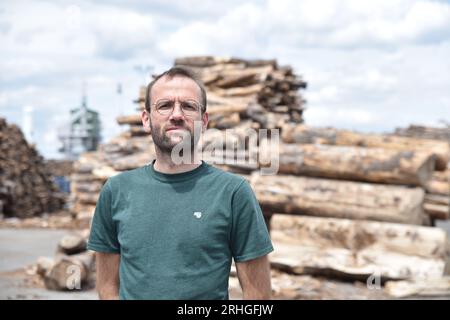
[259,143,436,187]
[210,83,265,97]
[213,72,259,88]
[116,114,142,126]
[384,277,450,298]
[425,170,450,195]
[36,257,55,277]
[424,203,449,220]
[208,112,241,129]
[249,173,426,225]
[174,56,248,67]
[207,103,249,115]
[282,124,449,170]
[92,166,120,180]
[129,125,148,137]
[57,233,87,255]
[269,215,450,280]
[44,251,95,291]
[425,194,450,206]
[110,152,153,171]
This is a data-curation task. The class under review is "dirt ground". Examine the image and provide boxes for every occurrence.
[1,215,449,300]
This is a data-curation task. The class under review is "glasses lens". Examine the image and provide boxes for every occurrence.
[155,100,174,115]
[181,100,200,116]
[154,99,201,117]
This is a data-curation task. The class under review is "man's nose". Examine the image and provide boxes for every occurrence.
[169,103,185,121]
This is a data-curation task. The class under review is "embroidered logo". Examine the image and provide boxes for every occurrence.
[193,211,202,219]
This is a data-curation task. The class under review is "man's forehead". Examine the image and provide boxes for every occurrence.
[152,75,201,98]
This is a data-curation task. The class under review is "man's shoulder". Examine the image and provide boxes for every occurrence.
[203,162,248,187]
[106,165,149,187]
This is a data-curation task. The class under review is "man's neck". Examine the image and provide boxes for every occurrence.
[153,148,202,174]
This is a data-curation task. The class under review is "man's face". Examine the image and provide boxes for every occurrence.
[143,75,208,153]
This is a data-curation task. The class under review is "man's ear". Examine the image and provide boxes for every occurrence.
[202,112,209,132]
[142,110,151,134]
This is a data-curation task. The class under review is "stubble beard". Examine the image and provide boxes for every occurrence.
[149,119,200,157]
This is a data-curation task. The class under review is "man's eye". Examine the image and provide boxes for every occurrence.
[157,103,172,110]
[182,103,198,111]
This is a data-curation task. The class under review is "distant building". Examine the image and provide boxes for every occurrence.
[58,92,101,160]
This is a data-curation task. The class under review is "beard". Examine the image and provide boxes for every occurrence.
[150,119,201,155]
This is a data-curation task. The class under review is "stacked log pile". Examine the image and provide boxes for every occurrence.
[394,124,450,221]
[44,160,74,177]
[280,124,450,221]
[117,56,307,132]
[67,56,450,298]
[395,124,450,142]
[0,118,64,218]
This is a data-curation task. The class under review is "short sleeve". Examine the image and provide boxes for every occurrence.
[230,180,274,262]
[87,179,121,253]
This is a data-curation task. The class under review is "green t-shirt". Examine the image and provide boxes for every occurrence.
[87,160,273,300]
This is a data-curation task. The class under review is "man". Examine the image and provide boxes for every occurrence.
[87,67,273,300]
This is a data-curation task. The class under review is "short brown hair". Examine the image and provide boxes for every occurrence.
[144,66,207,113]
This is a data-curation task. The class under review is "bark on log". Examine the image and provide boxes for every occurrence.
[249,173,426,225]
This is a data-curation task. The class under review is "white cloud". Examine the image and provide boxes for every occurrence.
[306,106,379,128]
[172,0,450,50]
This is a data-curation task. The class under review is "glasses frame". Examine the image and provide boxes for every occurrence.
[151,99,203,117]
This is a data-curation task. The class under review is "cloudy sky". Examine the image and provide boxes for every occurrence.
[1,0,450,159]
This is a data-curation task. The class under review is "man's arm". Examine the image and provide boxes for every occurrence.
[235,255,272,300]
[96,252,120,300]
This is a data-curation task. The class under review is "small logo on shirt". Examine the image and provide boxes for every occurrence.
[193,211,202,219]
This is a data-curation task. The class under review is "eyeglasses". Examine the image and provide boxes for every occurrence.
[152,99,202,117]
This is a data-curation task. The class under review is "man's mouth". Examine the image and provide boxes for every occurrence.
[166,126,185,132]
